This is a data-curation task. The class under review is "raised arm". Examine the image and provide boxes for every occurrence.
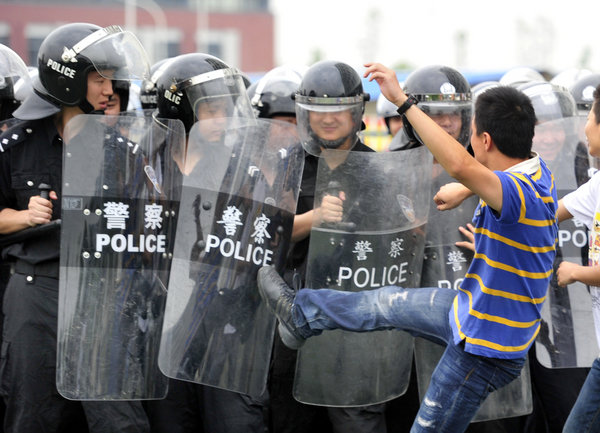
[364,62,504,212]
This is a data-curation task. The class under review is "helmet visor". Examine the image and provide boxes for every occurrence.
[296,99,363,155]
[407,100,472,147]
[76,27,150,82]
[525,84,577,123]
[181,68,254,124]
[0,44,30,94]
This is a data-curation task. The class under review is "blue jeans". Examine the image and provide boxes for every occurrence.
[293,286,526,433]
[563,356,600,432]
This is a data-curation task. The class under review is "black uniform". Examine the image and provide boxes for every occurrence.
[0,118,150,432]
[269,140,387,433]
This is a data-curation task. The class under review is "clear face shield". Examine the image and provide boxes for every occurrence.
[295,94,364,156]
[163,68,253,146]
[413,98,472,147]
[64,25,150,82]
[0,44,30,98]
[524,83,577,123]
[187,68,254,125]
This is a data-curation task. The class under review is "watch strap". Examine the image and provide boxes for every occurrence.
[396,94,418,115]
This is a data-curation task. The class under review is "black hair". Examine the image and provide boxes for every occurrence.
[474,86,536,159]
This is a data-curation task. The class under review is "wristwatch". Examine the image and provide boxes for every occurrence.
[396,94,418,115]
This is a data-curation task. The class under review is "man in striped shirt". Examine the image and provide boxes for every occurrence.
[257,63,558,433]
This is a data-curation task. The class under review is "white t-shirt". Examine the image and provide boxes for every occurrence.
[563,171,600,349]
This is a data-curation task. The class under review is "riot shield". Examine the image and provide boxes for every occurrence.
[415,164,533,421]
[158,117,304,397]
[293,146,433,407]
[534,116,599,368]
[57,113,186,400]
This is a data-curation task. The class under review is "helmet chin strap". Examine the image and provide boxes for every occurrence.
[78,98,97,114]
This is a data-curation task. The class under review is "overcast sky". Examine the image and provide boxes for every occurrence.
[270,0,600,76]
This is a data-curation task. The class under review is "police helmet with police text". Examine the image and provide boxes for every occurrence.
[36,23,149,113]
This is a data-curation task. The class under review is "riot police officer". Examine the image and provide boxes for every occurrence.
[143,52,270,433]
[0,43,29,321]
[0,22,151,432]
[270,59,389,433]
[517,80,591,433]
[0,42,31,433]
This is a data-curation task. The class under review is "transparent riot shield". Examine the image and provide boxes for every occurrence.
[158,117,304,397]
[534,116,599,368]
[57,114,186,400]
[293,146,433,407]
[414,166,533,421]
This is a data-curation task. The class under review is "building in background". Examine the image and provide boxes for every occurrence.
[0,0,274,74]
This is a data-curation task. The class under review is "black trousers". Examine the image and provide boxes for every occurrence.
[144,379,268,433]
[0,272,149,433]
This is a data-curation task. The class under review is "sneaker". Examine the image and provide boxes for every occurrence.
[257,266,305,349]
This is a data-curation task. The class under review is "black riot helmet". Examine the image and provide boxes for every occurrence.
[295,60,369,155]
[569,73,600,116]
[0,44,30,121]
[250,65,304,119]
[402,65,472,147]
[517,81,577,123]
[154,52,254,133]
[36,23,149,113]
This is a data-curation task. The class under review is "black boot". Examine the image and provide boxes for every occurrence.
[257,266,305,349]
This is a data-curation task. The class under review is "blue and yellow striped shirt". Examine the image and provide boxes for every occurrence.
[450,155,558,359]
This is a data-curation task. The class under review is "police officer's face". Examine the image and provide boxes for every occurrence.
[429,112,462,140]
[196,98,228,143]
[271,114,297,125]
[308,109,354,144]
[87,71,113,112]
[388,116,403,137]
[532,123,566,161]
